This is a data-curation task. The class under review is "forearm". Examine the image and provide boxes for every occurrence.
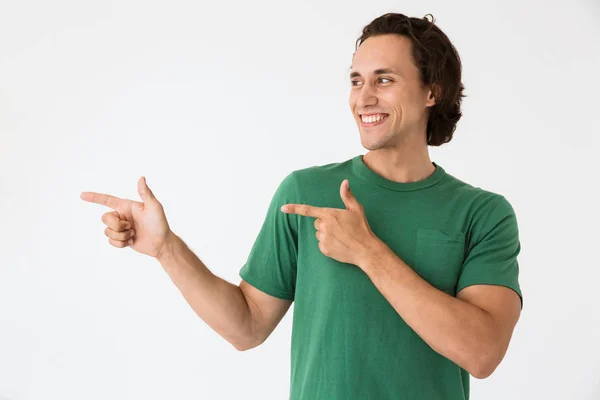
[360,242,497,378]
[156,232,256,350]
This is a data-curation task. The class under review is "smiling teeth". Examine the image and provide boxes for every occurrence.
[362,114,387,123]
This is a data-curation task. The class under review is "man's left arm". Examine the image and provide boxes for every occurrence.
[359,243,521,379]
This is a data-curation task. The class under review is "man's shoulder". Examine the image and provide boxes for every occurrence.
[442,169,510,207]
[441,170,518,236]
[272,157,354,203]
[287,156,354,188]
[291,157,354,178]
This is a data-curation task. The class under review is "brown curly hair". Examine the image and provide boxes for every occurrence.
[355,13,465,146]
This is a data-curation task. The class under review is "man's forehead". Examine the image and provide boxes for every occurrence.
[350,35,413,75]
[348,67,401,78]
[349,52,405,76]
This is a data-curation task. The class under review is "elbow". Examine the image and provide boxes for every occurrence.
[232,339,256,352]
[233,305,264,351]
[233,343,253,352]
[470,362,496,380]
[232,335,264,352]
[468,349,503,380]
[233,342,254,352]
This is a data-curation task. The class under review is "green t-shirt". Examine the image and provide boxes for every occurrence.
[239,154,523,400]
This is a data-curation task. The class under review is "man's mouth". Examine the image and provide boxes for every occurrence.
[360,113,389,126]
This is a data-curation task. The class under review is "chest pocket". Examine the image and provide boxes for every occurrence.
[414,228,466,294]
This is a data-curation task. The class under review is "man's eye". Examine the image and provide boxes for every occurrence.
[350,78,392,86]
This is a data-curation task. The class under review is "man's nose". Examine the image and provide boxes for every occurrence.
[357,84,378,107]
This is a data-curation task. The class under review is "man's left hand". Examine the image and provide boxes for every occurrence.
[281,179,382,267]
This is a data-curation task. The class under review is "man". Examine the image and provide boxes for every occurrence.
[81,13,522,400]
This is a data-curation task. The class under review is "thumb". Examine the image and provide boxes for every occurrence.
[340,179,360,211]
[137,176,158,204]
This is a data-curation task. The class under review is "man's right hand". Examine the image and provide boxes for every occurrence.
[80,176,173,259]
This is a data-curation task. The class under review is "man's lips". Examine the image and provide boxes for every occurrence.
[359,113,389,126]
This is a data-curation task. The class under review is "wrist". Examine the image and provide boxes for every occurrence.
[358,237,389,273]
[156,231,178,262]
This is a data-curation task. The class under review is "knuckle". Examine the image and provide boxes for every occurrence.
[320,244,328,256]
[102,211,117,226]
[109,239,123,248]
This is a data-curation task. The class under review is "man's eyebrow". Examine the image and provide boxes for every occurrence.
[349,68,400,78]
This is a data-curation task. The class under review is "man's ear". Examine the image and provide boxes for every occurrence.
[426,84,439,108]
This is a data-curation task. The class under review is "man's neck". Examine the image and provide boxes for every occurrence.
[362,148,435,184]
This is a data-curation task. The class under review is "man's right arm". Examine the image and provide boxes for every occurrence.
[156,232,292,351]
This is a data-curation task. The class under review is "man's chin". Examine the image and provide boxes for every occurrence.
[360,137,387,151]
[360,131,391,149]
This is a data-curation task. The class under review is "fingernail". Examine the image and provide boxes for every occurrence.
[125,222,131,229]
[128,239,134,245]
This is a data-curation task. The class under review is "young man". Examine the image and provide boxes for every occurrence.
[82,13,522,400]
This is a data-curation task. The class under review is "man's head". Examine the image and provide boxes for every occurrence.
[349,13,465,150]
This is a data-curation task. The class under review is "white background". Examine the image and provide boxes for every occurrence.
[1,0,599,399]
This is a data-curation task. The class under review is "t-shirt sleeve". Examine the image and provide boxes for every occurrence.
[238,172,299,301]
[456,195,523,308]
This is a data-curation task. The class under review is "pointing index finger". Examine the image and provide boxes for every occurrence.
[80,191,122,210]
[281,204,326,218]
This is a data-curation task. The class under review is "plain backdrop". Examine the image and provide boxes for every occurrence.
[1,0,599,399]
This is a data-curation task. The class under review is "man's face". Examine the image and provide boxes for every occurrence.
[349,34,435,150]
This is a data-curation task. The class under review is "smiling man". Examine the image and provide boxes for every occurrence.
[82,11,523,400]
[240,12,523,400]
